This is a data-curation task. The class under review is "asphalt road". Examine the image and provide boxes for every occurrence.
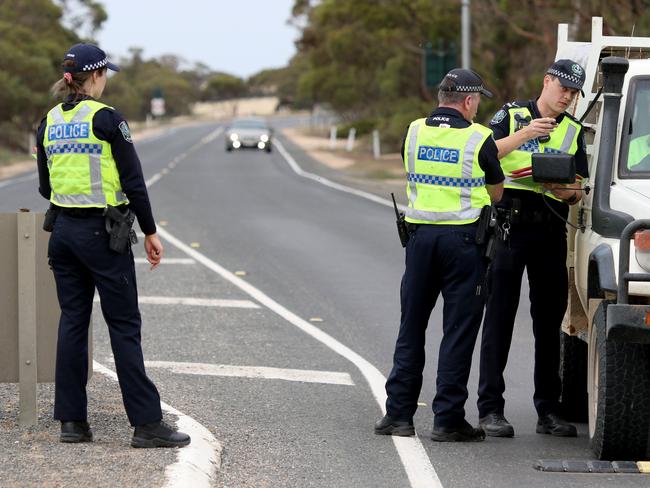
[1,119,647,487]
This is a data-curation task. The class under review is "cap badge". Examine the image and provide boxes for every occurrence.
[571,63,583,76]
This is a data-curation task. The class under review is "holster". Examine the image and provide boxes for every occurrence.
[104,205,137,254]
[42,204,60,232]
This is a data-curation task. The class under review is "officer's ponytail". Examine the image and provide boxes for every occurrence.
[50,59,103,101]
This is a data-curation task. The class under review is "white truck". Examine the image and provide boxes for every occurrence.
[552,17,650,460]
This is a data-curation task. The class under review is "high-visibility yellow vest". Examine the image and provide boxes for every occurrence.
[500,106,581,200]
[43,100,128,208]
[403,118,492,225]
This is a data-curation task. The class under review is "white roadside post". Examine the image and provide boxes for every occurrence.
[372,130,381,159]
[346,128,356,152]
[329,126,337,149]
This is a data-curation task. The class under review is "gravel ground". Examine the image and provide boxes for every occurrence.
[0,372,177,488]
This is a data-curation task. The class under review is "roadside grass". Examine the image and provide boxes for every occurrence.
[0,146,29,167]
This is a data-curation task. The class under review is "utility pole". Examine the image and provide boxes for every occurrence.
[461,0,471,69]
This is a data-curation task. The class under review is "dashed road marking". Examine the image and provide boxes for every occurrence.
[92,361,221,488]
[145,360,355,386]
[145,127,223,187]
[155,225,443,488]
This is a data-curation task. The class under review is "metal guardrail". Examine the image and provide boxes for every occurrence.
[0,211,92,425]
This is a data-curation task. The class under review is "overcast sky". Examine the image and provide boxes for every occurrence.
[95,0,299,78]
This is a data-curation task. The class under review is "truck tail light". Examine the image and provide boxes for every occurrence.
[634,230,650,273]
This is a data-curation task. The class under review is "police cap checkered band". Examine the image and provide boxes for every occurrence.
[546,59,585,95]
[439,68,493,98]
[63,44,120,74]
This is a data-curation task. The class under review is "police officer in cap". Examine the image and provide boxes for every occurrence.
[375,69,504,441]
[36,43,190,448]
[477,59,589,438]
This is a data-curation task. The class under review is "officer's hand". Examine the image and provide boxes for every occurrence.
[543,183,577,200]
[144,233,163,270]
[525,117,557,139]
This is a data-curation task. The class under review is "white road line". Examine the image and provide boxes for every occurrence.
[145,360,355,386]
[274,138,408,211]
[92,361,221,488]
[155,226,443,488]
[145,127,223,188]
[93,295,259,309]
[274,137,440,488]
[134,257,196,265]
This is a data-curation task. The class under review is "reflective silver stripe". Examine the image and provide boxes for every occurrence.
[560,123,578,153]
[407,123,420,207]
[461,131,485,203]
[50,106,65,124]
[71,104,93,123]
[115,190,128,203]
[52,192,106,206]
[406,206,482,222]
[89,153,104,200]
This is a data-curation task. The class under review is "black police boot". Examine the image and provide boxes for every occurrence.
[431,420,485,442]
[374,415,415,436]
[536,413,577,437]
[479,412,515,438]
[131,420,191,448]
[60,421,93,443]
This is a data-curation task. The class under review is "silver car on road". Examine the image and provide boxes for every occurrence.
[225,117,273,153]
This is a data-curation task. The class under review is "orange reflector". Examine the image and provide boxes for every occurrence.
[647,312,650,326]
[634,230,650,251]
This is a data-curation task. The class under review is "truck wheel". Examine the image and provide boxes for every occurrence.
[588,300,650,460]
[559,331,588,422]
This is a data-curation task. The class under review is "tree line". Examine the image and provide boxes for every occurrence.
[3,0,650,155]
[283,0,650,149]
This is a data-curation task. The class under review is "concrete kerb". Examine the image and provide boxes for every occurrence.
[93,361,222,488]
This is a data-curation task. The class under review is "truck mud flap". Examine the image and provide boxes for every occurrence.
[606,304,650,343]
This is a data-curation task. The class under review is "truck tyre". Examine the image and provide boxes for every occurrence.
[559,331,588,422]
[588,300,650,460]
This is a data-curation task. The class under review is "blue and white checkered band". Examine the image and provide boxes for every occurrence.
[517,139,540,153]
[407,173,485,188]
[452,85,484,92]
[547,68,583,87]
[82,58,108,71]
[45,143,103,156]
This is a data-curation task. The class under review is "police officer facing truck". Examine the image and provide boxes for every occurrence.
[477,60,589,438]
[375,69,504,441]
[36,43,190,448]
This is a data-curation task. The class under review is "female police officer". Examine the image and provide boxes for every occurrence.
[36,43,189,448]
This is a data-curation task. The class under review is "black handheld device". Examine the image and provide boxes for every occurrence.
[391,193,410,248]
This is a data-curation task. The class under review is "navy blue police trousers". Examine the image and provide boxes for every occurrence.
[385,223,487,429]
[478,221,568,418]
[48,213,162,426]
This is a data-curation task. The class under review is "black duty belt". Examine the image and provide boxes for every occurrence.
[60,207,106,218]
[518,209,558,224]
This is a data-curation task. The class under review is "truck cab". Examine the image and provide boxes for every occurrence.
[557,17,650,460]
